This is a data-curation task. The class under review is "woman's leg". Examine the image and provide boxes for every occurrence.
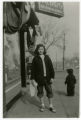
[40,97,44,107]
[48,97,56,113]
[45,83,56,112]
[48,98,53,108]
[37,85,45,111]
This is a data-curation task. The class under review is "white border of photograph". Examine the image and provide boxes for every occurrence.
[0,0,80,120]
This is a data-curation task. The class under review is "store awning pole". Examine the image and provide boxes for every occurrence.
[20,30,26,89]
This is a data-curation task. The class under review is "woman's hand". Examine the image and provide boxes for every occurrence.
[50,78,54,83]
[31,80,37,87]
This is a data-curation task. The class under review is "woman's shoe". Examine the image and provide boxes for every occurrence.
[49,107,56,113]
[40,105,45,112]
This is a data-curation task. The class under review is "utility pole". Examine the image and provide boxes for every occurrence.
[56,49,57,70]
[63,33,65,70]
[3,28,7,117]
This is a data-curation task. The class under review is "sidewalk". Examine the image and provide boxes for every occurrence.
[6,85,67,118]
[6,70,79,118]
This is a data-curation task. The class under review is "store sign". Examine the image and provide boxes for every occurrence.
[35,2,64,18]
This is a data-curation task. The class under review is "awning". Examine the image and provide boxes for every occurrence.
[3,2,39,34]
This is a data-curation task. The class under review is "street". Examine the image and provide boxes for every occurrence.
[6,69,79,118]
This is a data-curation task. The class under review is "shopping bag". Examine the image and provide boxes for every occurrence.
[29,83,36,97]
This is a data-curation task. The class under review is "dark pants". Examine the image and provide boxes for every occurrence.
[37,77,53,98]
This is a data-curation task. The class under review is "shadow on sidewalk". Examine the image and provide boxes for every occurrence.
[55,90,66,96]
[21,92,40,107]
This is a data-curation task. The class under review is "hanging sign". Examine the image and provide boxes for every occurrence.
[35,2,64,18]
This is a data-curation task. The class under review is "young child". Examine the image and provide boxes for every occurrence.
[31,44,56,112]
[65,69,76,96]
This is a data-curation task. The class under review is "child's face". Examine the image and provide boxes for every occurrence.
[38,46,44,55]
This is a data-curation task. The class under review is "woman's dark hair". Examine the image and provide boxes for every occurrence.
[34,44,46,55]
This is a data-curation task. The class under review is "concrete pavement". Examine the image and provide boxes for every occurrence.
[6,70,79,118]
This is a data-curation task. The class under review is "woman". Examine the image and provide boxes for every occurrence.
[31,44,56,112]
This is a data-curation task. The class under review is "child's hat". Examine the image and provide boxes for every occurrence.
[67,68,73,73]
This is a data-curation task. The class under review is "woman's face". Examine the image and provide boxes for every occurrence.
[38,46,44,55]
